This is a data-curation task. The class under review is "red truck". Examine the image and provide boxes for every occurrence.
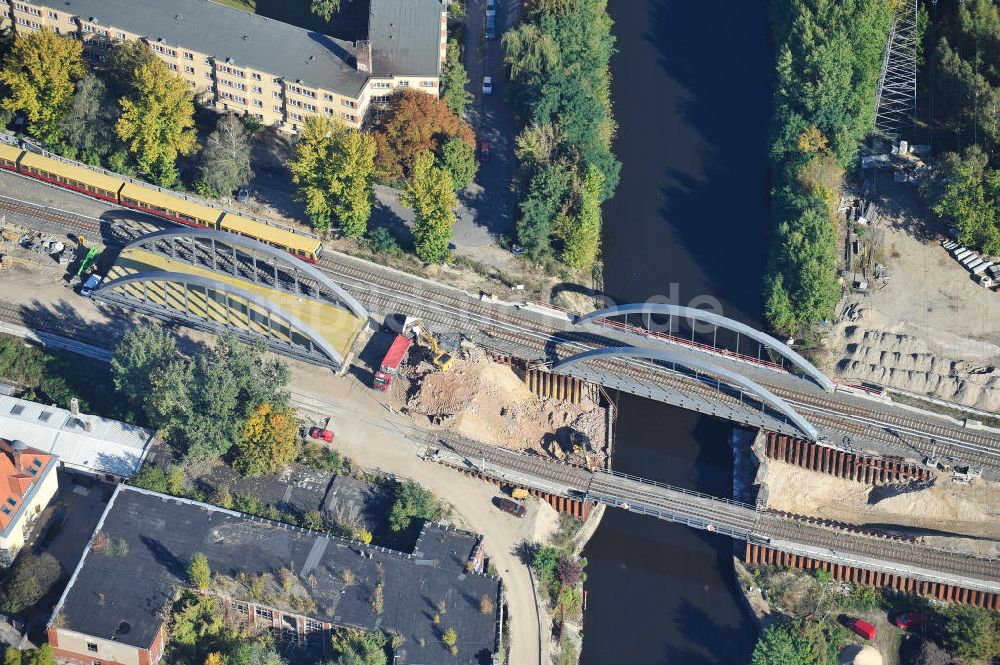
[373,334,413,390]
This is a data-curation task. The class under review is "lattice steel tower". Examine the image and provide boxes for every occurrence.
[874,0,918,138]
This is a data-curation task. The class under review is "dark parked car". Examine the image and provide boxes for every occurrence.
[493,496,526,518]
[893,612,926,629]
[486,15,496,39]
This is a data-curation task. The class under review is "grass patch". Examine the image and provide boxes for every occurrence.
[210,0,256,12]
[0,333,125,420]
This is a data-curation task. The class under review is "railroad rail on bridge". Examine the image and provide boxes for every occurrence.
[428,435,1000,596]
[94,229,369,369]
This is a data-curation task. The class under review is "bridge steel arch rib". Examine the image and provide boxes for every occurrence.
[552,346,819,441]
[576,303,835,392]
[124,227,369,319]
[95,270,345,367]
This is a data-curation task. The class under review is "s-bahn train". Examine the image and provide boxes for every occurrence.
[0,142,323,263]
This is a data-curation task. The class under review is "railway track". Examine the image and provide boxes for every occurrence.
[3,191,999,466]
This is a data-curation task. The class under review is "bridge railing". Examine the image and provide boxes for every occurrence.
[586,491,753,539]
[598,470,757,510]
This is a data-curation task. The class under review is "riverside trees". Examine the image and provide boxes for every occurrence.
[763,0,893,336]
[503,0,619,271]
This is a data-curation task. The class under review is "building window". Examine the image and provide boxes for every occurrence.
[253,100,262,108]
[86,643,98,653]
[252,85,261,94]
[184,66,194,74]
[342,113,356,123]
[184,52,193,60]
[323,93,333,101]
[232,601,248,614]
[420,80,435,88]
[167,64,177,71]
[288,85,301,95]
[324,108,332,115]
[342,99,356,108]
[81,24,93,32]
[97,28,107,36]
[371,81,389,89]
[305,619,322,632]
[206,72,213,79]
[303,103,316,112]
[46,10,56,18]
[273,105,282,113]
[399,80,410,87]
[116,32,125,40]
[251,72,261,81]
[255,607,273,621]
[290,112,303,121]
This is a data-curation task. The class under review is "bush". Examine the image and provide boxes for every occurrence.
[366,227,403,257]
[388,480,441,532]
[939,604,1000,661]
[188,552,211,590]
[0,553,61,614]
[131,463,168,492]
[839,584,882,611]
[298,441,343,473]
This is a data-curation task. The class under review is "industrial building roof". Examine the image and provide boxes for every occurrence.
[369,0,445,78]
[51,486,500,664]
[0,395,154,478]
[27,0,369,97]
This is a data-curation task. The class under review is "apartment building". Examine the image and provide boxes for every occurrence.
[0,438,57,566]
[1,0,447,131]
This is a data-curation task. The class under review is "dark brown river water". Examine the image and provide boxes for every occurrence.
[580,0,772,663]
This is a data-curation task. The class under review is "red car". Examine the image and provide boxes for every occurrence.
[848,618,876,641]
[308,427,334,444]
[479,142,491,161]
[894,612,926,629]
[494,496,526,518]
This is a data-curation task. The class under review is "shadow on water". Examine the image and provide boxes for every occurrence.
[581,0,772,660]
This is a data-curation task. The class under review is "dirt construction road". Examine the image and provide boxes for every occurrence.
[287,365,548,665]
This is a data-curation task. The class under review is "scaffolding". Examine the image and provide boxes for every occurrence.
[874,0,918,138]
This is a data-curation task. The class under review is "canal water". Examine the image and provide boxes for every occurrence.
[580,0,772,663]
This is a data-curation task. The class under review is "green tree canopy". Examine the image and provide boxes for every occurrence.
[940,604,1000,661]
[750,622,822,665]
[440,40,472,117]
[0,29,86,145]
[187,553,211,590]
[557,164,603,269]
[116,58,197,184]
[0,553,60,614]
[436,136,478,190]
[60,72,114,165]
[401,151,458,263]
[290,115,377,235]
[388,479,441,532]
[924,147,1000,255]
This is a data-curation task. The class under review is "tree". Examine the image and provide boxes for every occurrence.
[310,0,341,21]
[2,649,20,665]
[557,556,584,586]
[0,30,86,145]
[371,88,475,180]
[227,642,287,665]
[750,622,821,665]
[111,325,178,418]
[290,115,377,235]
[116,59,197,183]
[233,403,298,476]
[480,594,494,614]
[516,160,574,259]
[170,592,224,647]
[131,463,169,492]
[0,553,60,614]
[557,165,603,269]
[401,151,457,263]
[388,479,441,531]
[106,40,157,100]
[200,113,252,197]
[940,604,999,661]
[188,552,211,590]
[440,40,472,117]
[21,646,53,665]
[441,628,457,648]
[925,148,1000,255]
[61,73,114,164]
[436,136,478,190]
[329,630,388,665]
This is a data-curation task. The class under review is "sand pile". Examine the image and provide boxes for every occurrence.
[763,461,1000,552]
[406,357,607,461]
[839,645,882,665]
[835,326,1000,410]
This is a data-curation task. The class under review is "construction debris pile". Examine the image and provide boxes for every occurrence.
[404,347,608,467]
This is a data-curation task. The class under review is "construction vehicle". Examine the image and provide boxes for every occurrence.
[409,322,454,371]
[373,333,414,391]
[511,488,530,500]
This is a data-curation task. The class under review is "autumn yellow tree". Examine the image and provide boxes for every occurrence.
[203,653,224,665]
[0,30,85,145]
[116,58,197,186]
[233,403,298,476]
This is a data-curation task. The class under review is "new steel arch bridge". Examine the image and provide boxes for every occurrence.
[93,229,369,370]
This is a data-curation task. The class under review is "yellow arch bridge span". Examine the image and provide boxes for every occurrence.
[94,229,368,370]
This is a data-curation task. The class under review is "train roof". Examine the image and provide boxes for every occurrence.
[0,143,22,163]
[19,151,126,194]
[219,212,321,255]
[120,182,222,223]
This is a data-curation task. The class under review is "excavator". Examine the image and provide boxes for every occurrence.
[410,322,454,371]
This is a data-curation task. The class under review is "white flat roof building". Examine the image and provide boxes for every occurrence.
[0,395,154,479]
